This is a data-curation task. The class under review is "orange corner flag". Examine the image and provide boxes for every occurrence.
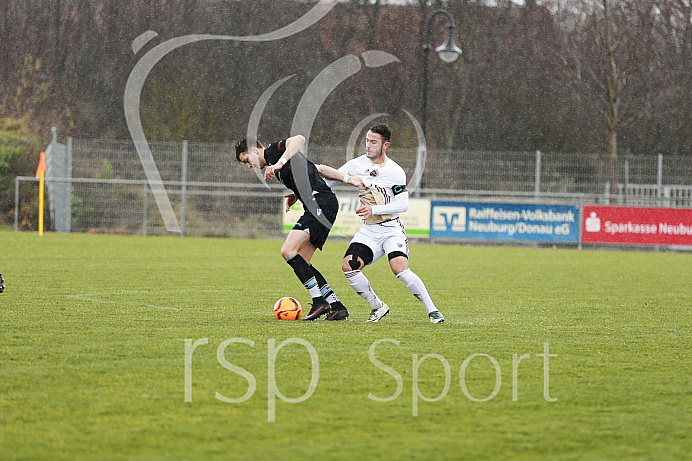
[35,151,47,179]
[36,151,47,236]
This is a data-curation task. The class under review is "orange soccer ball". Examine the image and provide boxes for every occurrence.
[273,297,302,320]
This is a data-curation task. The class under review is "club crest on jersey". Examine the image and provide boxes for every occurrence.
[369,169,379,177]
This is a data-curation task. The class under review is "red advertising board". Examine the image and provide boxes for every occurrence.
[582,206,692,246]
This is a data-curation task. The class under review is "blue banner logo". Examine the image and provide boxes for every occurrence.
[431,202,579,243]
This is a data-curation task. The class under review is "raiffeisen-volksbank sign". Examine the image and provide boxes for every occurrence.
[431,201,579,243]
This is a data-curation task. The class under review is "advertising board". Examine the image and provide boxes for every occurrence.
[284,195,430,238]
[430,202,579,243]
[582,206,692,246]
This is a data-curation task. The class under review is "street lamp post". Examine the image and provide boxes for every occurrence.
[421,9,462,192]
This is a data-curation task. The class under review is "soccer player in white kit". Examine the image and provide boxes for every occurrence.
[317,124,445,323]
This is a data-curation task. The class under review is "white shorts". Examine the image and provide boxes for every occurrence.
[350,218,409,266]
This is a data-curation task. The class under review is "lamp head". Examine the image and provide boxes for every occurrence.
[435,37,462,63]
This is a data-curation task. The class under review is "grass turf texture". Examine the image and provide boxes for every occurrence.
[1,231,690,460]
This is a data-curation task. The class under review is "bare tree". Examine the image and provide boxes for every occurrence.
[1,0,690,158]
[563,0,626,199]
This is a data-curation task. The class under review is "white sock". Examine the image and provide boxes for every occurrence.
[325,292,339,305]
[344,270,382,309]
[396,269,437,314]
[305,276,323,300]
[317,282,339,304]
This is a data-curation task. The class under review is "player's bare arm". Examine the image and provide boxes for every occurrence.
[356,199,373,220]
[284,194,296,212]
[316,164,366,189]
[264,135,306,180]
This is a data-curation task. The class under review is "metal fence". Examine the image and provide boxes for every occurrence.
[14,135,692,237]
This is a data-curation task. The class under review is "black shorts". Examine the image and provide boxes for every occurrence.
[293,193,338,250]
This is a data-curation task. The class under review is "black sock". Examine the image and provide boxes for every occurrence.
[310,265,346,311]
[286,254,312,283]
[309,264,337,301]
[286,254,323,301]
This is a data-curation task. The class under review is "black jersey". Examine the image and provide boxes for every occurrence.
[264,139,334,204]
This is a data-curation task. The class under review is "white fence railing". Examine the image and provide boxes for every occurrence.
[609,183,692,208]
[14,176,692,237]
[13,131,691,235]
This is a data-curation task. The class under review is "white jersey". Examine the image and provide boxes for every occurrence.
[338,155,409,219]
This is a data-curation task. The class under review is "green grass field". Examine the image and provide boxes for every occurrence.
[1,231,690,460]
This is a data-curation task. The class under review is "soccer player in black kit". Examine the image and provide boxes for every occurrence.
[235,135,358,321]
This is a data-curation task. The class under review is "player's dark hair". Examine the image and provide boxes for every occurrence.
[369,124,391,143]
[234,139,263,161]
